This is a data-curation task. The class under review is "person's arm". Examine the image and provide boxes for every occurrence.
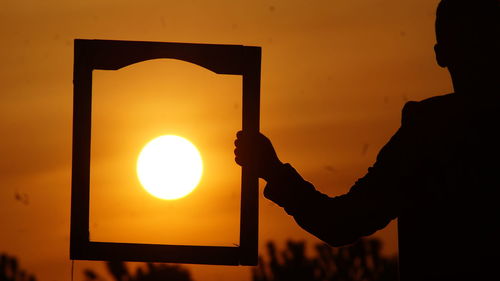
[263,152,401,246]
[235,101,421,246]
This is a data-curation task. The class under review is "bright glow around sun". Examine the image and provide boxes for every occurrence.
[137,135,203,200]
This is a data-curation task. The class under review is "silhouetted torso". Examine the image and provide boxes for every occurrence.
[396,93,500,280]
[264,93,500,281]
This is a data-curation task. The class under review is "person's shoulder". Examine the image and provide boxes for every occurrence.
[401,93,458,125]
[407,92,458,109]
[417,93,459,108]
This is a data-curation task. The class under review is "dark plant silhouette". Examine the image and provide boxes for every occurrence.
[83,261,192,281]
[253,238,397,281]
[0,253,37,281]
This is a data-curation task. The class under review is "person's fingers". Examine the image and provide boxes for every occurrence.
[235,156,243,166]
[234,147,247,160]
[235,133,254,148]
[236,131,243,138]
[234,147,247,166]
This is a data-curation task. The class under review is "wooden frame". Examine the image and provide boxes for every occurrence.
[70,39,261,265]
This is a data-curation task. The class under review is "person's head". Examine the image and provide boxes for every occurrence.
[434,0,499,94]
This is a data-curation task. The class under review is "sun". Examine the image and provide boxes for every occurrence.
[136,135,203,200]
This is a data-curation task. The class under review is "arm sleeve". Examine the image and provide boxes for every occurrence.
[264,101,420,246]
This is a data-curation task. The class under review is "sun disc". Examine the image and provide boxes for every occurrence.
[137,135,203,200]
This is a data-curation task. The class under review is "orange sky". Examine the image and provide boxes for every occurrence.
[0,0,452,280]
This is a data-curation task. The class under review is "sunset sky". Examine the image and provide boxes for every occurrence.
[0,0,452,280]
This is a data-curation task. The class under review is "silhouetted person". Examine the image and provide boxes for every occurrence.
[235,1,500,280]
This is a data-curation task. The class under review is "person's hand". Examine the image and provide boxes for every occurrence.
[234,131,283,181]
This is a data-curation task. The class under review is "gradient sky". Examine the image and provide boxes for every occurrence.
[0,0,451,280]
